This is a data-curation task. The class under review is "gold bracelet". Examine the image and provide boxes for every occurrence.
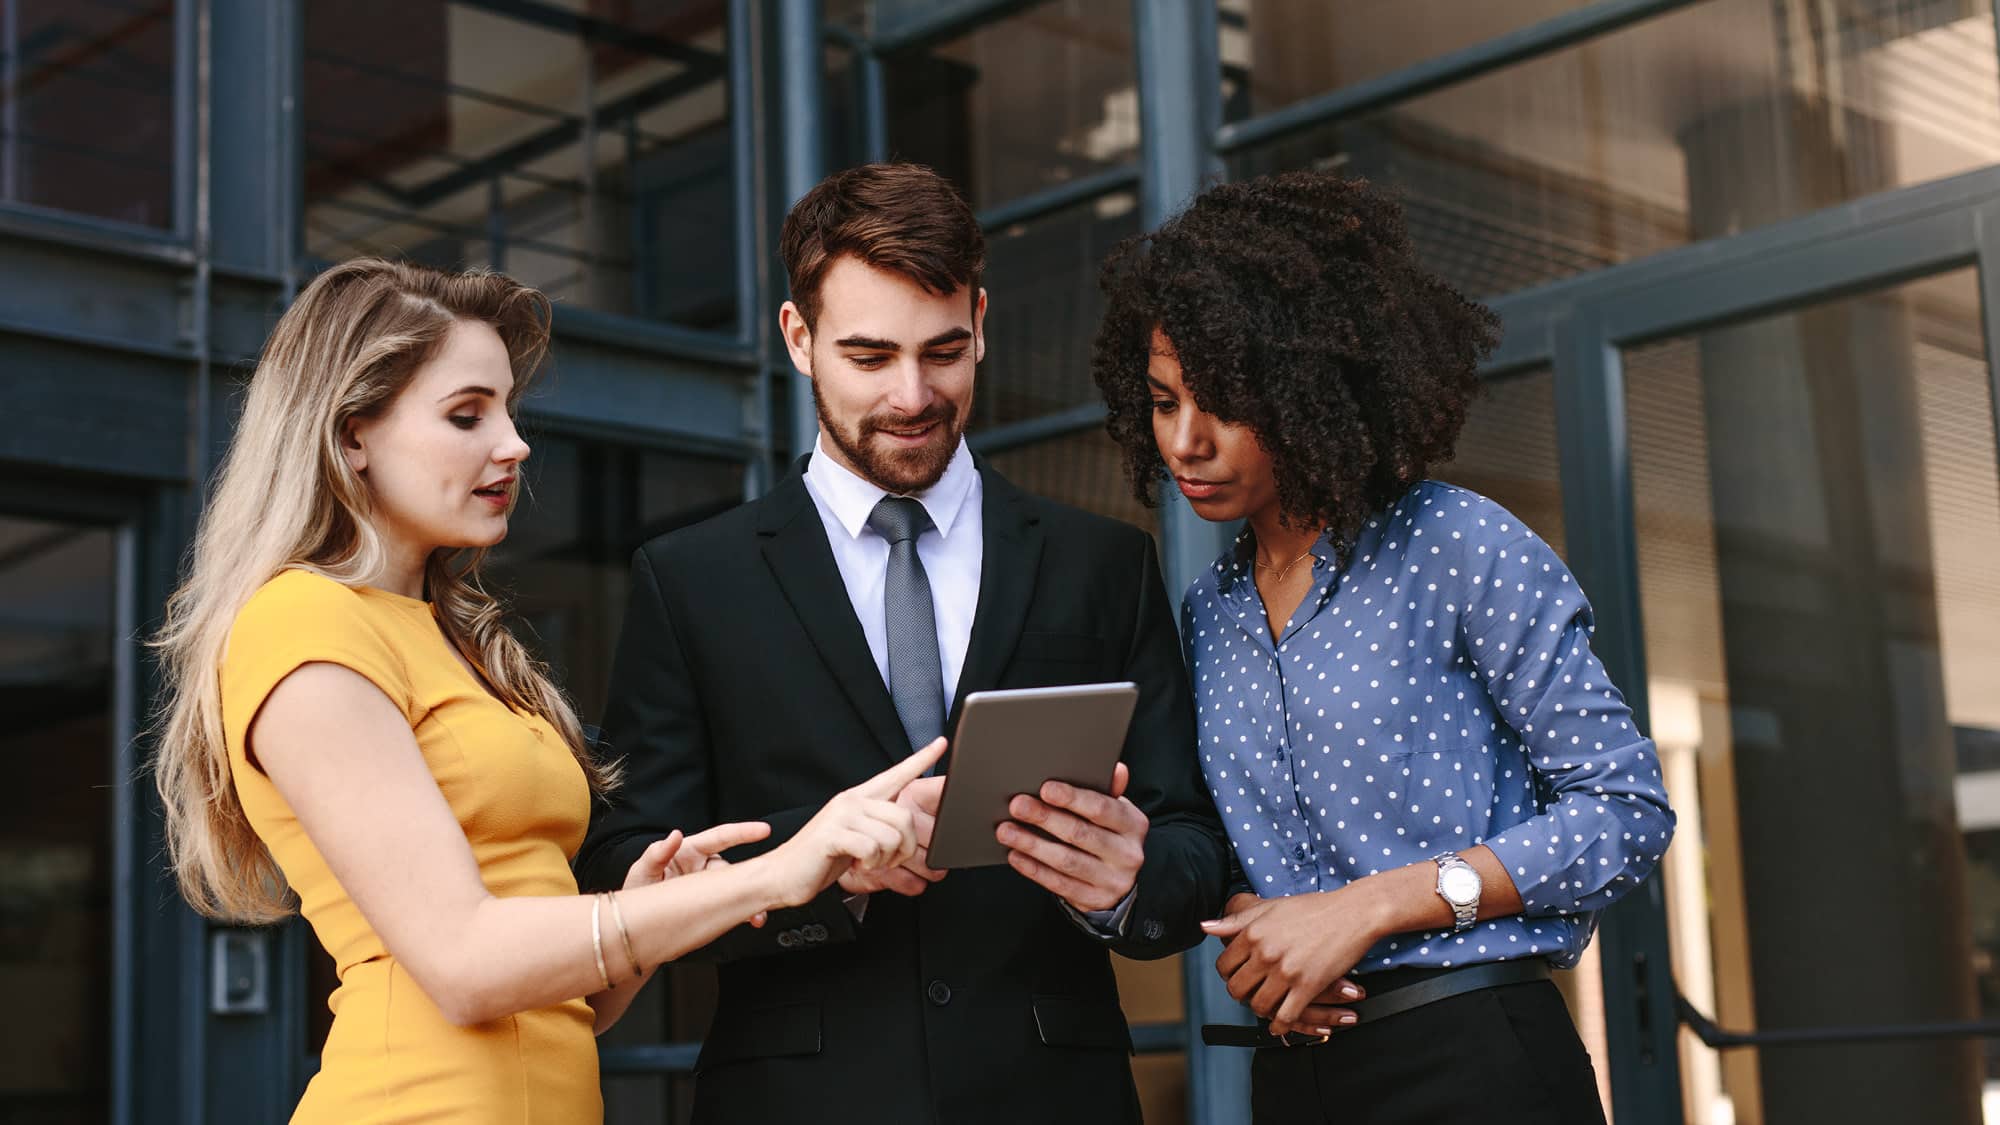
[607,890,641,979]
[589,892,610,991]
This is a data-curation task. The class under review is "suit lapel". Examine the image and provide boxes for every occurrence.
[756,464,911,764]
[948,459,1044,730]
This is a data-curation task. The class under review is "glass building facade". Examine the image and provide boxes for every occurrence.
[3,1,1999,1121]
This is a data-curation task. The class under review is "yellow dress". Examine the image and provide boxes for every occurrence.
[223,569,601,1124]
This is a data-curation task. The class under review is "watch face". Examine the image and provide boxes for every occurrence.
[1442,866,1481,904]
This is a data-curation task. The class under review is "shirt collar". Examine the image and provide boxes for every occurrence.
[1220,523,1341,598]
[807,434,978,542]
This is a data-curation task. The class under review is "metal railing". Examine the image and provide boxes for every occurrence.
[1677,990,2000,1050]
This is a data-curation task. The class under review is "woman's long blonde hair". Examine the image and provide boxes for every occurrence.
[152,258,617,923]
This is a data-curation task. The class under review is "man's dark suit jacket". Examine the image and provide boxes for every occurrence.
[574,456,1230,1125]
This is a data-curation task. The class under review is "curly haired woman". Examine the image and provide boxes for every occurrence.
[1091,172,1676,1124]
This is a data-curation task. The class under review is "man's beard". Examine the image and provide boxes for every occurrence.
[812,376,967,495]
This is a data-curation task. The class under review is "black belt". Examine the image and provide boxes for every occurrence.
[1200,958,1551,1048]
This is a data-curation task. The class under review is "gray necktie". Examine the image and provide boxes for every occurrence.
[867,496,946,751]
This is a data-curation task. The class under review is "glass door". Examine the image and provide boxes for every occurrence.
[0,514,121,1123]
[1619,267,2000,1124]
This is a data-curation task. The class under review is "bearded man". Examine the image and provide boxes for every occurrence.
[576,162,1229,1125]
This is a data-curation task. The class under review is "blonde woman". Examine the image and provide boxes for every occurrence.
[151,258,941,1124]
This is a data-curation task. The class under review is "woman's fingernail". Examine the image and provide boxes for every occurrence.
[1340,984,1361,1000]
[1339,1012,1357,1024]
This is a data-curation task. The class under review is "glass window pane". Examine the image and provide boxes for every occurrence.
[984,425,1159,537]
[302,0,738,332]
[976,189,1139,430]
[1,1,176,228]
[1219,0,1591,122]
[884,0,1137,209]
[495,439,746,732]
[1435,368,1566,553]
[1627,269,1997,1122]
[0,517,114,1122]
[1230,0,2000,298]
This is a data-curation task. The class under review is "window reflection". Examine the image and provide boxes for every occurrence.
[302,0,738,332]
[984,426,1159,538]
[0,1,176,228]
[976,189,1139,430]
[1435,369,1565,553]
[1219,0,1590,122]
[1627,270,1998,1123]
[884,0,1137,209]
[1230,0,2000,298]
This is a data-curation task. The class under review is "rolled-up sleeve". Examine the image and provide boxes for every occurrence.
[1453,514,1676,918]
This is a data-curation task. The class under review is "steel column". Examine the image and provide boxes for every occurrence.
[1549,315,1685,1125]
[1132,1,1243,1122]
[775,0,824,461]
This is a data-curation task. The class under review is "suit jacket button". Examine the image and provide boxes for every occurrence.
[805,923,828,942]
[926,980,952,1006]
[1142,919,1164,941]
[778,930,799,949]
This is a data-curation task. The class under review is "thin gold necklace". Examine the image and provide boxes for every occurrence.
[1254,549,1315,582]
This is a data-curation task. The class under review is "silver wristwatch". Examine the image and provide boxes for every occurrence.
[1432,853,1481,933]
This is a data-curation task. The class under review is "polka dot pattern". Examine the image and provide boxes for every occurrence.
[1180,481,1677,971]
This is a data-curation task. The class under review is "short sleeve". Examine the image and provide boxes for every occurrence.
[221,570,417,771]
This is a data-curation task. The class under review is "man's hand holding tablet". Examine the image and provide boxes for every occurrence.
[923,683,1150,915]
[996,759,1149,912]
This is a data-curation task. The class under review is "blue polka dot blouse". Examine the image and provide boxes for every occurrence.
[1180,481,1677,971]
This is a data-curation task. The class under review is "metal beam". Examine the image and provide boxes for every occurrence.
[1213,0,1698,155]
[858,44,889,164]
[1548,314,1684,1125]
[532,330,757,453]
[449,0,725,71]
[776,0,823,461]
[1485,163,2000,367]
[401,67,726,208]
[965,401,1105,455]
[209,0,296,273]
[0,205,194,263]
[867,0,1043,54]
[1131,2,1244,1122]
[554,304,757,368]
[1134,0,1233,600]
[731,0,777,494]
[975,163,1139,231]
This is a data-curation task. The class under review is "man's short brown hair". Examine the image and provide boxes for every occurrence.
[780,162,986,329]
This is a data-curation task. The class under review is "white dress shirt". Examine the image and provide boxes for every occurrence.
[803,434,982,710]
[801,434,1131,937]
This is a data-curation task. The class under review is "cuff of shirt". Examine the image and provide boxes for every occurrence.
[1060,886,1136,941]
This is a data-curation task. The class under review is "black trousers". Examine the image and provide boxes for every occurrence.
[1248,977,1607,1125]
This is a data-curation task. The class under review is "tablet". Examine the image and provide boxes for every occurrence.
[925,681,1140,870]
